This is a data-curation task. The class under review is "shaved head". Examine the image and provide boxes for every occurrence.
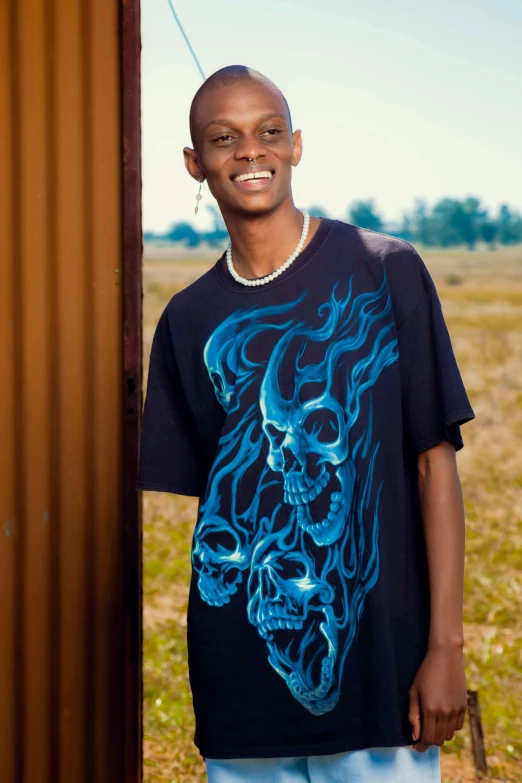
[183,64,302,218]
[189,65,292,147]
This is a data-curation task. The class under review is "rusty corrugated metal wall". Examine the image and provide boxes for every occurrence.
[0,0,142,781]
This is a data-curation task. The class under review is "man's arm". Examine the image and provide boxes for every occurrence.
[408,439,468,752]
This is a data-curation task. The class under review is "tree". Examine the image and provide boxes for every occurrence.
[411,199,435,246]
[398,213,414,242]
[348,199,383,233]
[460,197,487,250]
[480,221,498,250]
[430,197,485,250]
[164,221,201,247]
[430,199,461,247]
[203,205,229,247]
[497,204,522,245]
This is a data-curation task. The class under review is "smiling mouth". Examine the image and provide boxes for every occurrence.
[232,169,274,183]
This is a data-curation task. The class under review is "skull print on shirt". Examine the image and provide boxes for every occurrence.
[191,274,399,715]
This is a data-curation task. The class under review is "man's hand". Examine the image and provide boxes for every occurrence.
[408,642,467,752]
[413,440,468,752]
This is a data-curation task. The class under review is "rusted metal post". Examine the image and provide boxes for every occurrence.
[467,690,489,776]
[121,0,143,781]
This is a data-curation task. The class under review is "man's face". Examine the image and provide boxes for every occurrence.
[186,81,301,216]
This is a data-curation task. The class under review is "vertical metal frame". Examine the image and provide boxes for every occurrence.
[120,0,143,780]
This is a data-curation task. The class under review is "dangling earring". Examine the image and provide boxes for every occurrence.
[194,180,203,215]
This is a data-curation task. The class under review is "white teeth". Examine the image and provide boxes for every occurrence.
[234,170,273,182]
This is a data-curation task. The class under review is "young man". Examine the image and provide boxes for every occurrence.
[137,66,475,783]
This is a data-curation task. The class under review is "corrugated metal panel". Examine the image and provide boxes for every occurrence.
[0,0,141,780]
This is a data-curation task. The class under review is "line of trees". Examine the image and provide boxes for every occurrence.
[144,197,522,250]
[145,205,229,248]
[348,197,522,250]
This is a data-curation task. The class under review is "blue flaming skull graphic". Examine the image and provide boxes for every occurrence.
[192,275,398,715]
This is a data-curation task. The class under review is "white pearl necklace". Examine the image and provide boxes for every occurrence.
[226,209,310,287]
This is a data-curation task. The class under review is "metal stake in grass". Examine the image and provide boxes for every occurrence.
[467,690,489,775]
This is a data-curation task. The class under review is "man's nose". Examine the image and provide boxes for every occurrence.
[234,135,265,161]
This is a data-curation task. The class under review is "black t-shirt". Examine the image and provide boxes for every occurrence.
[137,218,475,759]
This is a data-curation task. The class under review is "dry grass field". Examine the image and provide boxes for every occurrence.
[142,242,522,783]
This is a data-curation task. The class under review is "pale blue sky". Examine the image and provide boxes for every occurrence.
[142,0,522,232]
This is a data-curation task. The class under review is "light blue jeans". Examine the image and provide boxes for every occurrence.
[205,746,440,783]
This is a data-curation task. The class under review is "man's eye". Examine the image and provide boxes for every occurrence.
[212,135,234,143]
[262,128,282,137]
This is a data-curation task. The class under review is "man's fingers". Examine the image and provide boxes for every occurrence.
[419,706,437,749]
[412,738,432,753]
[408,686,421,744]
[456,707,466,732]
[434,715,449,746]
[445,713,458,742]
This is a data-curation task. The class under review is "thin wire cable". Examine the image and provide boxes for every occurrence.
[165,0,206,81]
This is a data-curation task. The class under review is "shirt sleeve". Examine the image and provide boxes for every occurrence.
[398,265,475,453]
[136,308,208,497]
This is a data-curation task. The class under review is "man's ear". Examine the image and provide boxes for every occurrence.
[291,129,303,167]
[183,146,204,182]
